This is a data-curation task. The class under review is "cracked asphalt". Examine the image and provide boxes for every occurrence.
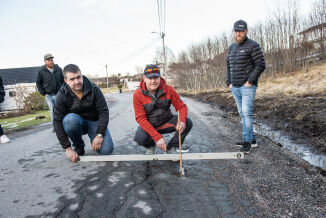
[1,93,325,217]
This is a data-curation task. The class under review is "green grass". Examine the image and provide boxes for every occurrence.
[101,87,129,93]
[1,110,51,132]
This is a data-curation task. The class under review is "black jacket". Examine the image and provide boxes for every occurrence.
[226,36,265,87]
[0,76,5,103]
[53,76,109,149]
[36,64,64,96]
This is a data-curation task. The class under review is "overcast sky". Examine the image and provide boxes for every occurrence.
[0,0,312,77]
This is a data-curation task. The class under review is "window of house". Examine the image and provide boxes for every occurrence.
[9,91,16,97]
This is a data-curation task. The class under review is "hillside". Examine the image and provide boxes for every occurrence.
[180,60,326,153]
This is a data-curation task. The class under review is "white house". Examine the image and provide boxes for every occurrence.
[0,66,40,111]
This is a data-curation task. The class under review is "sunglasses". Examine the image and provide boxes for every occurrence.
[145,68,159,73]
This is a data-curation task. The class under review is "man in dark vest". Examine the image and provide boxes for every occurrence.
[133,64,193,154]
[226,20,266,153]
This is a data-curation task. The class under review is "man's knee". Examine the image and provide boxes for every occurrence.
[63,113,82,131]
[98,141,114,155]
[186,117,193,131]
[134,127,152,146]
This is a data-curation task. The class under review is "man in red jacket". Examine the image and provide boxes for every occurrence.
[133,64,193,154]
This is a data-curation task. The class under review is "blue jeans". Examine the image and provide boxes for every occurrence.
[62,113,114,155]
[231,85,257,143]
[45,95,56,122]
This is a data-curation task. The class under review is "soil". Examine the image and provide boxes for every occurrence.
[181,90,326,153]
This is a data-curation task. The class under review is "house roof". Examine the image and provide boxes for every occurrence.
[299,22,326,35]
[0,66,41,85]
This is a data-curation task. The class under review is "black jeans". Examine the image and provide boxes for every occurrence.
[134,115,193,148]
[0,124,4,136]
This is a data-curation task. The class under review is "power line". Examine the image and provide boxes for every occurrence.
[109,37,161,66]
[157,0,162,33]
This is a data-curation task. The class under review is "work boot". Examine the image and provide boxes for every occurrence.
[0,135,10,143]
[240,141,251,154]
[74,146,85,156]
[166,147,178,154]
[236,140,257,148]
[146,146,155,155]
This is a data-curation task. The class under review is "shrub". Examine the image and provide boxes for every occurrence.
[23,91,48,112]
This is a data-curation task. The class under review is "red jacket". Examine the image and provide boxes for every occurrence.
[133,77,187,142]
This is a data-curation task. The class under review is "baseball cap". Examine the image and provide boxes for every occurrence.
[144,64,160,78]
[44,53,54,60]
[233,20,247,31]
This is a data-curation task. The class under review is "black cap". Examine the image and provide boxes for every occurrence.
[143,64,160,78]
[233,20,247,31]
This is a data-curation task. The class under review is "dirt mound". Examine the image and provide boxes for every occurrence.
[181,90,326,153]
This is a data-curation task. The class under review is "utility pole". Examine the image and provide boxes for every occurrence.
[152,31,167,77]
[161,32,166,78]
[105,64,109,89]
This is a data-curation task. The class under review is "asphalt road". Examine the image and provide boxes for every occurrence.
[0,93,325,217]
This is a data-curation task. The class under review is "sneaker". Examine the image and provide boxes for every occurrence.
[236,140,257,148]
[240,142,251,154]
[74,146,85,156]
[146,146,155,155]
[176,145,190,153]
[0,135,10,143]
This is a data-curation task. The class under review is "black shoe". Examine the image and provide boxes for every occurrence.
[74,146,85,156]
[236,140,257,148]
[240,142,251,154]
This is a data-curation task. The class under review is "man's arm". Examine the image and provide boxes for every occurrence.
[169,86,187,123]
[36,71,46,96]
[226,48,231,87]
[57,66,65,86]
[53,92,71,149]
[133,92,162,142]
[248,43,265,84]
[94,86,109,136]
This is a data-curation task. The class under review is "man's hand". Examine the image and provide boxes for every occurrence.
[229,84,232,89]
[156,137,167,152]
[91,136,104,151]
[65,147,79,163]
[244,81,252,87]
[176,121,186,134]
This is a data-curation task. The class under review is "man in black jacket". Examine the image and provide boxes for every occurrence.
[36,54,64,122]
[226,20,265,153]
[53,64,114,162]
[0,75,10,144]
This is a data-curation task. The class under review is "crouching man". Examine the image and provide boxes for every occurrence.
[53,64,114,162]
[133,64,193,154]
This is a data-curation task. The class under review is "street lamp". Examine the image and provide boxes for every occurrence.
[100,64,109,88]
[151,31,166,77]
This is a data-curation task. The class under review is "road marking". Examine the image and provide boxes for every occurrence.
[78,152,244,162]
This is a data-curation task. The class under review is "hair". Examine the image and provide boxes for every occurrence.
[63,64,81,78]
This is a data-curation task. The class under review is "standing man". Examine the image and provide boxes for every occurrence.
[0,75,10,143]
[53,64,114,163]
[226,20,265,153]
[133,64,193,154]
[36,54,64,123]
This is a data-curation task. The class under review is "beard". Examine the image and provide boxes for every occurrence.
[235,33,246,44]
[46,62,54,69]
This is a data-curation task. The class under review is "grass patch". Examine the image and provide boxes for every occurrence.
[1,110,51,132]
[101,87,129,93]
